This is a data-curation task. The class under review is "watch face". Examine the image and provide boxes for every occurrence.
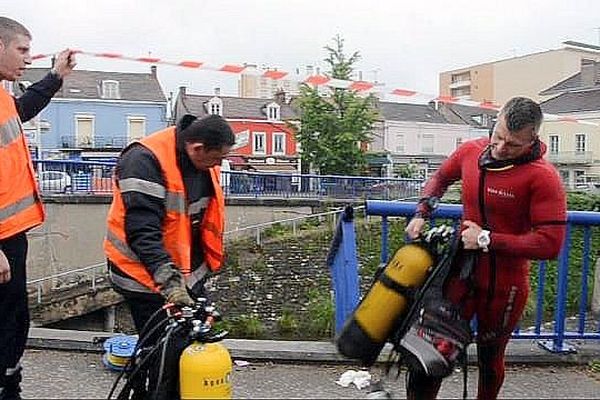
[428,196,440,210]
[478,231,490,246]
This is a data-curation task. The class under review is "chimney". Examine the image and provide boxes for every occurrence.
[178,86,186,97]
[274,89,286,104]
[214,87,221,96]
[150,65,157,78]
[581,59,596,87]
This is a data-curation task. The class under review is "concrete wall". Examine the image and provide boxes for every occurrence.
[26,196,326,281]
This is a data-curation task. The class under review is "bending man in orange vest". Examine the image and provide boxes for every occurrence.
[104,114,235,399]
[0,17,76,400]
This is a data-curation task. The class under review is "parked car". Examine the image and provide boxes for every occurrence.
[37,171,72,193]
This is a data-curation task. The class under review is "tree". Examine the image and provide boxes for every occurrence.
[291,35,378,176]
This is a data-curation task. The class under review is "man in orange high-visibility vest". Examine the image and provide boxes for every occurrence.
[104,114,235,399]
[0,17,76,400]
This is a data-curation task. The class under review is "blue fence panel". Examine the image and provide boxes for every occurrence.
[72,172,92,193]
[326,206,360,332]
[33,160,425,200]
[331,200,600,353]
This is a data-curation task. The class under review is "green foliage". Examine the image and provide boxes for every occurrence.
[277,309,299,334]
[290,35,379,175]
[302,288,334,337]
[262,222,289,239]
[225,314,265,339]
[589,359,600,374]
[524,192,600,324]
[396,164,420,179]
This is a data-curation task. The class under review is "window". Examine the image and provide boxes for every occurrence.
[253,132,266,154]
[395,134,405,153]
[451,87,471,97]
[266,102,280,121]
[575,134,586,153]
[575,170,586,184]
[102,80,120,99]
[421,134,434,153]
[549,135,559,154]
[128,116,146,143]
[451,72,470,83]
[273,132,285,155]
[75,115,94,147]
[208,97,223,116]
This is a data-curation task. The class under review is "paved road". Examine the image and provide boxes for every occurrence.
[19,349,600,399]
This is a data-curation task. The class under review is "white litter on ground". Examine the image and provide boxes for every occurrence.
[234,360,250,367]
[335,369,372,390]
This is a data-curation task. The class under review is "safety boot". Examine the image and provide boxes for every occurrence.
[0,368,23,400]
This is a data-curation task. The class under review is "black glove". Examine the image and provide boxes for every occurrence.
[153,262,195,307]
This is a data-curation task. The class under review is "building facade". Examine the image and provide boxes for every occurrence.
[539,59,600,188]
[174,87,300,173]
[439,41,600,105]
[15,66,167,161]
[367,101,490,178]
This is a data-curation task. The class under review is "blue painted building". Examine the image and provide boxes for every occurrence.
[14,66,168,160]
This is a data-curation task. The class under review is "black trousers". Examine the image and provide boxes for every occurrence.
[0,233,29,379]
[123,293,189,400]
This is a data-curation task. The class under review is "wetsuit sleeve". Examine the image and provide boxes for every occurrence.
[490,168,567,259]
[117,145,172,274]
[416,144,465,216]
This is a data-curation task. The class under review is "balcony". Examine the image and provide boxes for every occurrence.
[60,135,129,149]
[547,151,594,164]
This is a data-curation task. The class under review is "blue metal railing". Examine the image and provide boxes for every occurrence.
[330,200,600,353]
[32,159,424,200]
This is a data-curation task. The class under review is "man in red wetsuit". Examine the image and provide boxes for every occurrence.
[405,96,567,400]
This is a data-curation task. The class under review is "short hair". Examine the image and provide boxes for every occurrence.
[180,114,235,150]
[0,17,31,45]
[499,97,543,134]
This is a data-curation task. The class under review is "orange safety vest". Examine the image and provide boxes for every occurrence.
[0,87,45,240]
[103,127,225,293]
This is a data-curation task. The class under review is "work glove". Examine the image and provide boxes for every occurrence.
[153,262,195,307]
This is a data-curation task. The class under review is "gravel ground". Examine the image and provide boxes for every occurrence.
[18,349,600,399]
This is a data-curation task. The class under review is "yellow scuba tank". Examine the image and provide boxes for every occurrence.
[336,226,454,366]
[179,341,233,399]
[336,242,435,365]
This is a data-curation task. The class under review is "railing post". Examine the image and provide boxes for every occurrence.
[380,216,389,264]
[535,261,547,335]
[539,224,576,353]
[579,226,592,334]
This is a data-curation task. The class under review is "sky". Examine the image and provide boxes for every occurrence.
[5,0,600,101]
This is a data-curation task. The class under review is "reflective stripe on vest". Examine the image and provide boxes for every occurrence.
[109,262,211,294]
[0,118,22,147]
[118,177,188,213]
[188,197,210,215]
[0,195,37,222]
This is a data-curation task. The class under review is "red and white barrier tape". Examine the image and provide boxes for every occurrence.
[32,50,598,126]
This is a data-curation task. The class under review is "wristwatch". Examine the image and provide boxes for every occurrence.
[415,196,440,218]
[477,229,491,252]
